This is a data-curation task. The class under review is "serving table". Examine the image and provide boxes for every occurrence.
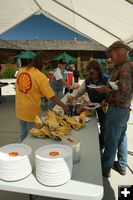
[0,113,103,200]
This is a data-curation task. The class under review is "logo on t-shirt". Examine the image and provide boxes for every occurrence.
[17,72,32,94]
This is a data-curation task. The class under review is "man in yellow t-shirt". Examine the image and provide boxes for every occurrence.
[16,51,69,142]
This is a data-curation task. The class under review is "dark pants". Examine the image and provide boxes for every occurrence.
[64,88,73,94]
[96,107,106,150]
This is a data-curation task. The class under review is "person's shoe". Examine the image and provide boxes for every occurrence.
[113,161,126,175]
[102,170,111,178]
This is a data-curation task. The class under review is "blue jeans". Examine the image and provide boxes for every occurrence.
[19,120,35,142]
[102,106,130,172]
[96,107,106,150]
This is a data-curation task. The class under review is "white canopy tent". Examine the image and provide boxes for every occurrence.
[0,0,133,48]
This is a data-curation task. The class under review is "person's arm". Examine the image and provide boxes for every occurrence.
[95,85,111,93]
[49,95,69,114]
[67,81,86,102]
[60,78,71,90]
[72,81,86,98]
[39,75,69,114]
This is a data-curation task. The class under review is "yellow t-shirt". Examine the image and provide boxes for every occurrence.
[16,67,55,122]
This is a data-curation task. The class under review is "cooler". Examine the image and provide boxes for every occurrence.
[48,71,53,81]
[66,71,74,86]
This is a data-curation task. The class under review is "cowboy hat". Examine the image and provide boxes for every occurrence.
[106,41,131,57]
[58,59,67,64]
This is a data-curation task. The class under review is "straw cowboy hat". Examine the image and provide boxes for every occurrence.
[106,40,131,57]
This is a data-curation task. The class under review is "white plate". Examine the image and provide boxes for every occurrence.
[85,103,100,110]
[0,144,32,181]
[87,84,100,89]
[35,144,72,160]
[0,143,32,160]
[109,81,118,90]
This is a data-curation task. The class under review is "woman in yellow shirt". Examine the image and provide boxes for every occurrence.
[16,51,69,142]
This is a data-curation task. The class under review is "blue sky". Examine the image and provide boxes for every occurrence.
[0,14,88,41]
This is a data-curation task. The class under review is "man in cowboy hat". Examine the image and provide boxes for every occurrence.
[49,59,72,108]
[95,40,133,177]
[106,40,131,57]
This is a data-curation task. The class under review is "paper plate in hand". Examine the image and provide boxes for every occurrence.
[109,81,118,90]
[85,103,100,110]
[87,84,100,89]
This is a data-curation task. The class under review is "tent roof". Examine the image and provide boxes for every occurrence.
[0,0,133,48]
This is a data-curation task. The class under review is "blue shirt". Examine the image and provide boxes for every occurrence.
[85,74,108,103]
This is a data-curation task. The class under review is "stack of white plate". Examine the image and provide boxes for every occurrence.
[35,144,73,186]
[0,143,32,181]
[61,136,81,163]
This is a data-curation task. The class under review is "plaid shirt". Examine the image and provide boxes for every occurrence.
[106,61,133,108]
